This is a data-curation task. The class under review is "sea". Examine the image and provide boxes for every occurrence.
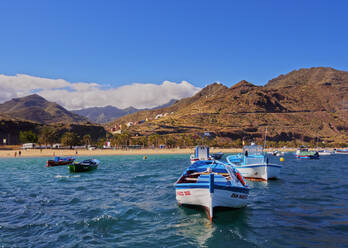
[0,153,347,248]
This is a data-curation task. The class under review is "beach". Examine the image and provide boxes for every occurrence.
[0,147,243,158]
[0,147,302,158]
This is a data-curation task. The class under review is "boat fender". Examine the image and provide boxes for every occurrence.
[280,157,284,162]
[235,171,246,186]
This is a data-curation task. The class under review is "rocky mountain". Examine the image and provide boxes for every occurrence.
[72,106,139,124]
[73,99,178,123]
[0,94,88,124]
[106,67,348,145]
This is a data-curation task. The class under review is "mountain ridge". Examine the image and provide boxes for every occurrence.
[106,67,348,144]
[72,99,178,123]
[0,94,88,124]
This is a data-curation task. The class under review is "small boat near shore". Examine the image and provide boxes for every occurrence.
[296,146,319,159]
[175,160,249,220]
[211,152,224,160]
[46,157,75,167]
[269,150,285,157]
[334,149,348,154]
[69,159,100,172]
[226,143,282,181]
[317,150,332,156]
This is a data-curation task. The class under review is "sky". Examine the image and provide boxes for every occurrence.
[0,0,347,109]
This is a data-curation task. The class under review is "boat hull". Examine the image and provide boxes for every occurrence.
[69,159,100,172]
[295,154,319,159]
[46,160,74,167]
[175,184,248,219]
[318,152,331,156]
[335,150,348,154]
[69,164,98,172]
[234,164,281,181]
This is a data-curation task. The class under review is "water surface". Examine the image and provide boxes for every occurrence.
[0,153,347,247]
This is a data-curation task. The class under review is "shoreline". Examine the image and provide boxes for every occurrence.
[0,147,300,158]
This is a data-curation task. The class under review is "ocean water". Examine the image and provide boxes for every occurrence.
[0,153,347,248]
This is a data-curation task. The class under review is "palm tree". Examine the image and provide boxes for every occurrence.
[38,127,59,147]
[61,132,80,149]
[83,134,91,148]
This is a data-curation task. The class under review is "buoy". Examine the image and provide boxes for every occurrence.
[235,171,246,186]
[280,157,284,162]
[143,156,148,160]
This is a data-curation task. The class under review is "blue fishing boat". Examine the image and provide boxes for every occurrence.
[175,160,249,220]
[226,143,282,181]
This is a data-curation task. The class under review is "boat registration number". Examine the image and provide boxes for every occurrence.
[231,193,247,199]
[177,191,191,196]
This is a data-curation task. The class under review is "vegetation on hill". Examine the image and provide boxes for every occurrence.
[0,118,106,146]
[0,95,107,146]
[106,67,348,147]
[1,67,347,148]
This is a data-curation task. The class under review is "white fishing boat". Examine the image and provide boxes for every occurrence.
[175,160,249,220]
[226,143,281,181]
[317,150,332,156]
[334,149,348,154]
[190,146,224,164]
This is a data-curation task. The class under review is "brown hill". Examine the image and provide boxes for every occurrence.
[0,119,106,145]
[106,67,348,145]
[0,94,88,124]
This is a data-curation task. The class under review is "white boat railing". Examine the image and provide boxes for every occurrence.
[244,156,266,165]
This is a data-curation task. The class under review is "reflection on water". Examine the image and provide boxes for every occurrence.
[175,209,215,247]
[176,204,253,247]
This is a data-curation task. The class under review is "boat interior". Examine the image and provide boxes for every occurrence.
[176,161,238,184]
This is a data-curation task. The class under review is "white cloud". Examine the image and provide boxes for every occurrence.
[0,74,201,110]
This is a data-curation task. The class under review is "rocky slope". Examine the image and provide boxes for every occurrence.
[0,94,88,124]
[107,67,348,144]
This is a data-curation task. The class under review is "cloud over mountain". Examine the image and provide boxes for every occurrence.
[0,74,201,110]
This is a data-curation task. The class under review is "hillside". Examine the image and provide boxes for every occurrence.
[0,94,88,124]
[106,67,348,145]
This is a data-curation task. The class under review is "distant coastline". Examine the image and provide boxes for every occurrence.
[0,147,323,158]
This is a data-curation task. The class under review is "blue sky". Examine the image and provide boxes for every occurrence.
[0,0,347,89]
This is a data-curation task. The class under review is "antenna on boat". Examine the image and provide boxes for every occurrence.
[263,127,267,150]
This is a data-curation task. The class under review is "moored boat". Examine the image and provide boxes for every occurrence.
[46,157,75,167]
[226,143,281,181]
[69,159,100,172]
[190,146,213,164]
[271,150,284,157]
[211,152,224,160]
[296,146,319,159]
[175,160,249,220]
[317,150,332,156]
[334,149,348,154]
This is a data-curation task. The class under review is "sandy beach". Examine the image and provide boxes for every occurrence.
[0,147,300,158]
[0,148,239,158]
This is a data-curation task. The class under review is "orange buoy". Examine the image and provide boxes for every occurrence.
[236,171,246,186]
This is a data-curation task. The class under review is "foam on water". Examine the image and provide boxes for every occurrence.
[55,174,80,179]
